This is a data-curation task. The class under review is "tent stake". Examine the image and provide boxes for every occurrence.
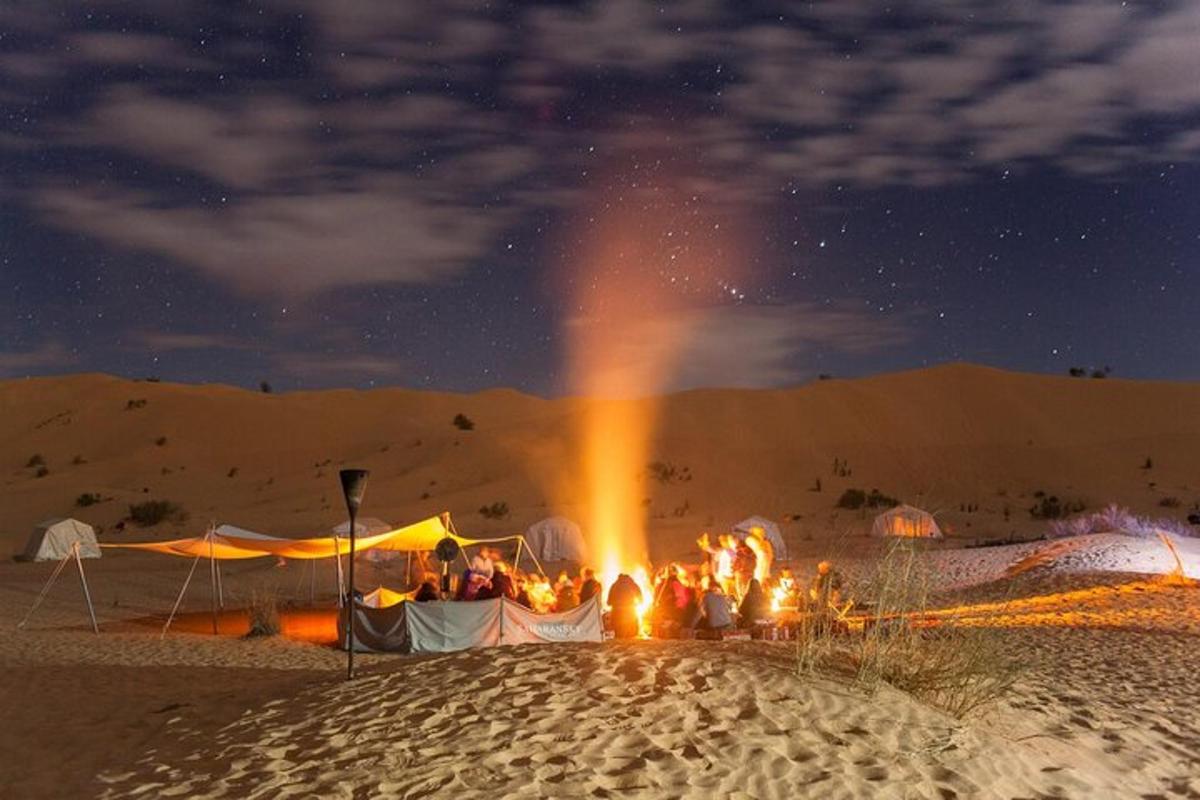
[162,554,202,639]
[73,542,99,635]
[17,548,73,631]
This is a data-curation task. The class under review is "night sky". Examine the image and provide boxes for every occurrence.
[3,1,1198,395]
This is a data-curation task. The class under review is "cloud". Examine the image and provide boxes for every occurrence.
[9,0,1200,304]
[568,302,912,393]
[134,332,250,352]
[0,342,77,376]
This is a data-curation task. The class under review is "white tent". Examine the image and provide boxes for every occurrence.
[21,518,101,562]
[872,505,943,538]
[331,517,392,536]
[731,516,787,560]
[524,516,588,563]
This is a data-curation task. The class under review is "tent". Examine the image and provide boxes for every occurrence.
[331,517,392,537]
[872,505,943,538]
[340,595,604,653]
[21,518,101,562]
[731,516,787,560]
[524,517,588,563]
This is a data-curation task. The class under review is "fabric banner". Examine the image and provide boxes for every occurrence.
[348,596,604,653]
[500,596,603,646]
[405,597,503,653]
[341,601,410,653]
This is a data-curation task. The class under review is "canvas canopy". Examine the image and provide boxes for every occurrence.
[341,596,604,653]
[524,516,588,563]
[731,516,787,559]
[103,515,469,560]
[21,518,101,562]
[872,505,943,538]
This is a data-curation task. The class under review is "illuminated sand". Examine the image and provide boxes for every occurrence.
[2,542,1199,798]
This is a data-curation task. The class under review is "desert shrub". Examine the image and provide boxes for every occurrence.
[76,493,103,507]
[227,467,239,478]
[155,436,168,447]
[478,501,509,520]
[34,466,49,478]
[26,453,45,468]
[1029,495,1085,520]
[836,488,899,510]
[796,538,1021,718]
[125,398,147,410]
[1048,503,1199,539]
[1142,457,1154,470]
[1068,367,1086,377]
[260,381,273,394]
[128,500,188,527]
[453,413,475,431]
[1159,496,1181,508]
[71,454,86,465]
[647,461,691,484]
[244,589,281,638]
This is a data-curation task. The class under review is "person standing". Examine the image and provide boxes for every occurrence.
[606,573,643,639]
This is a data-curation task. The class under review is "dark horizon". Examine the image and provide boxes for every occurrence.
[3,2,1198,395]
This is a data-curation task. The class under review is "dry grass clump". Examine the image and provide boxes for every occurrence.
[797,538,1021,718]
[244,589,281,638]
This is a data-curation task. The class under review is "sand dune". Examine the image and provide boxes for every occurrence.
[3,364,1200,562]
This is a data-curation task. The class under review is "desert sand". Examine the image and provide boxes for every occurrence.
[3,366,1200,799]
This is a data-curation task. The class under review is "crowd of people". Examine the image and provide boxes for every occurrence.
[410,529,848,640]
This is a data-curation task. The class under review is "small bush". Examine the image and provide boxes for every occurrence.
[128,500,188,527]
[71,454,86,465]
[1142,457,1153,470]
[836,488,899,510]
[155,436,168,447]
[1029,495,1085,520]
[478,501,509,520]
[125,399,147,410]
[227,467,239,478]
[647,461,692,484]
[453,413,475,431]
[26,453,45,468]
[76,493,103,507]
[1159,496,1181,508]
[34,466,49,478]
[260,381,273,394]
[244,590,281,638]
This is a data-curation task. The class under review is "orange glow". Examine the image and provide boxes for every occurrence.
[560,188,745,598]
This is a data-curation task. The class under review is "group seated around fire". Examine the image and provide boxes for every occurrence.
[426,526,851,640]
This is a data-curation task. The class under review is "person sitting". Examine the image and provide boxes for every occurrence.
[470,547,497,581]
[413,573,439,602]
[482,562,517,601]
[809,560,844,610]
[698,580,734,631]
[514,578,533,609]
[555,577,579,611]
[606,573,643,639]
[578,567,602,604]
[737,578,771,628]
[461,569,492,601]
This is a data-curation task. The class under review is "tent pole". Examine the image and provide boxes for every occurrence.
[208,528,219,635]
[334,535,345,609]
[162,554,202,639]
[309,558,316,604]
[523,537,547,579]
[73,542,99,635]
[514,538,524,575]
[17,548,73,631]
[406,551,413,589]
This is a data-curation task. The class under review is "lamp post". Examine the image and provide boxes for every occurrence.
[339,468,369,680]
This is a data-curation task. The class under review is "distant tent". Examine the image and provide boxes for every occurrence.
[331,517,392,537]
[731,516,787,560]
[872,505,943,538]
[524,517,588,563]
[21,518,101,562]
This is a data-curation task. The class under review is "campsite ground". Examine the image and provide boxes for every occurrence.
[3,545,1199,799]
